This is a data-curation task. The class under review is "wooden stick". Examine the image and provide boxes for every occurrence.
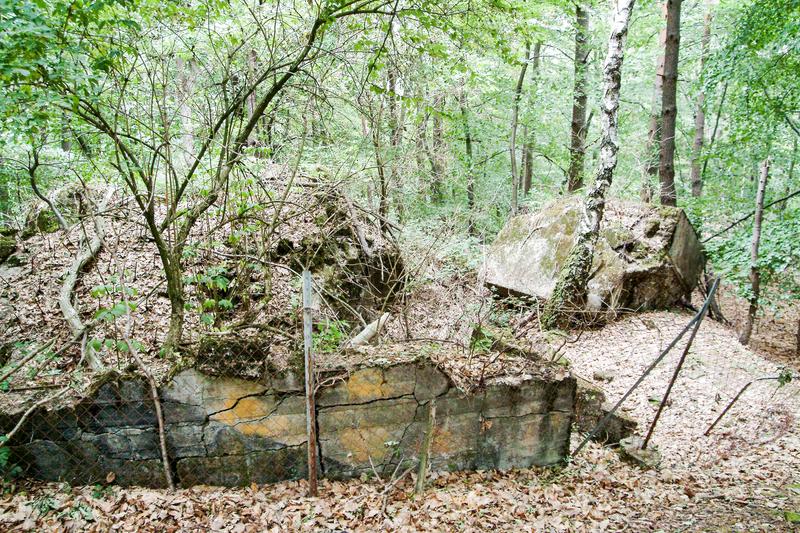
[302,269,319,497]
[119,273,175,490]
[0,340,56,385]
[0,387,71,447]
[347,313,390,347]
[415,399,436,496]
[0,334,94,450]
[701,186,799,243]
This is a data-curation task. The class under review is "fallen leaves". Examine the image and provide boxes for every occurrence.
[2,442,796,533]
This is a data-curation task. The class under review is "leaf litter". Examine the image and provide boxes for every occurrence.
[1,205,799,530]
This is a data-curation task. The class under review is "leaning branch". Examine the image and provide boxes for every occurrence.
[348,313,390,347]
[119,274,175,490]
[0,340,56,385]
[27,150,69,231]
[701,187,800,243]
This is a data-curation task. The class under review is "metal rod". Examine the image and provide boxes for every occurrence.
[302,269,319,496]
[641,300,708,449]
[703,375,781,436]
[703,382,752,437]
[572,277,720,456]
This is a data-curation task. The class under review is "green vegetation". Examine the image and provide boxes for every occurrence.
[0,0,796,346]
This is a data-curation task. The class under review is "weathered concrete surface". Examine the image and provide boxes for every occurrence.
[0,228,15,264]
[574,377,636,445]
[483,198,705,311]
[1,359,576,487]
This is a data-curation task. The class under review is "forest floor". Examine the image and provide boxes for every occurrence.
[1,204,799,531]
[1,308,798,531]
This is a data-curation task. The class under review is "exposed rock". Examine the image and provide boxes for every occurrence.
[483,198,705,312]
[3,253,26,267]
[21,185,84,238]
[193,334,281,380]
[22,209,60,237]
[256,173,406,325]
[316,364,418,407]
[574,377,637,445]
[593,370,614,383]
[619,436,661,469]
[0,232,15,264]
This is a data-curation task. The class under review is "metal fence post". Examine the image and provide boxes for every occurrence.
[302,269,319,496]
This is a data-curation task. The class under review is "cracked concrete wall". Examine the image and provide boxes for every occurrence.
[2,361,576,488]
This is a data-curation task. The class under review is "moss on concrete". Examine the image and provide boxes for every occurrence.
[0,234,15,263]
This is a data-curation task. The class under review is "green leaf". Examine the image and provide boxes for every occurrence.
[88,338,103,352]
[93,309,114,322]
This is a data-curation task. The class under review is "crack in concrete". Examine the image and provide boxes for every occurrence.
[228,395,288,429]
[206,389,273,417]
[173,441,308,461]
[15,363,576,487]
[316,392,416,410]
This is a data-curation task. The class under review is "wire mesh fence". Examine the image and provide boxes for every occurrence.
[1,270,798,493]
[0,336,576,491]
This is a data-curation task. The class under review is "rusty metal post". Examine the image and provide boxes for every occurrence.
[572,278,720,457]
[302,269,319,496]
[641,278,720,449]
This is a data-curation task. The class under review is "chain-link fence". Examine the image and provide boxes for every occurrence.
[2,273,798,492]
[0,320,577,491]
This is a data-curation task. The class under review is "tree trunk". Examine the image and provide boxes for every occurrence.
[522,126,533,196]
[415,94,428,176]
[61,113,72,153]
[370,103,390,229]
[176,57,196,169]
[541,0,636,329]
[510,42,531,215]
[690,6,712,198]
[779,138,797,211]
[523,42,542,196]
[739,158,769,345]
[641,2,668,203]
[795,317,799,358]
[429,95,446,203]
[459,90,475,218]
[658,0,683,207]
[701,82,727,179]
[162,251,186,355]
[387,66,404,222]
[567,5,590,192]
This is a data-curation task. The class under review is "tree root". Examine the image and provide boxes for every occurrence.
[58,188,115,371]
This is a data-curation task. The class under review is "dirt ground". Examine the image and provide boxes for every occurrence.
[714,284,799,366]
[0,433,796,532]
